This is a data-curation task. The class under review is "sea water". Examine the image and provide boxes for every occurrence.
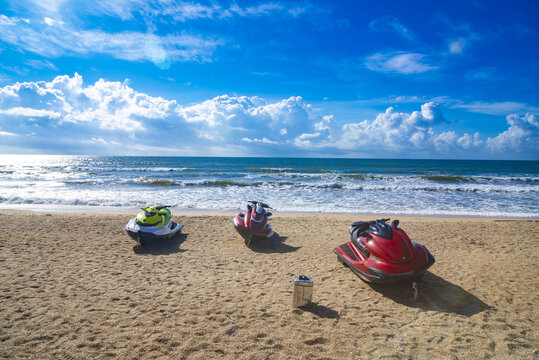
[0,155,537,217]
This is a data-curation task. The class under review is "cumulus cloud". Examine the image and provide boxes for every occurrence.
[0,74,316,153]
[177,94,312,142]
[294,132,321,148]
[486,113,538,152]
[0,73,178,133]
[365,52,437,74]
[433,131,458,151]
[314,115,334,131]
[0,74,537,158]
[457,132,482,149]
[335,103,446,151]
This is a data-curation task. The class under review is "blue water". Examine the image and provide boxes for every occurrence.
[0,155,537,217]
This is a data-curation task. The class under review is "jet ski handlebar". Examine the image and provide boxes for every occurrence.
[141,205,171,211]
[155,205,171,210]
[351,218,391,229]
[248,201,273,209]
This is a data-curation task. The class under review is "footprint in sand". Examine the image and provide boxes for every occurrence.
[304,337,329,345]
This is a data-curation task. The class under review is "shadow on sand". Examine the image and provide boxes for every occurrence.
[298,302,340,319]
[247,232,301,253]
[368,272,492,316]
[133,233,188,255]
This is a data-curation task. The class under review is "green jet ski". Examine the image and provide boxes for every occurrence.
[125,205,183,247]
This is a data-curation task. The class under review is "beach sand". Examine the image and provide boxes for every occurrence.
[0,211,537,359]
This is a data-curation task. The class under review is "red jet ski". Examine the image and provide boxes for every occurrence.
[233,201,274,246]
[334,219,434,284]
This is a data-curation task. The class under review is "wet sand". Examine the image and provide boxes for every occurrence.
[0,211,537,359]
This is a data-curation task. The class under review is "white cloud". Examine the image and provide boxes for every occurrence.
[0,107,61,118]
[334,101,444,151]
[24,59,58,70]
[0,74,537,158]
[178,95,265,127]
[451,101,539,115]
[457,132,482,149]
[486,113,538,152]
[365,52,437,74]
[178,95,312,138]
[100,1,309,22]
[0,14,21,25]
[297,132,320,140]
[0,73,178,132]
[418,101,445,123]
[28,0,70,13]
[0,14,30,25]
[241,137,278,144]
[29,0,311,22]
[0,14,223,68]
[43,17,64,26]
[294,132,321,147]
[409,130,425,148]
[0,130,17,136]
[325,103,462,154]
[0,74,317,152]
[89,137,107,144]
[448,38,466,54]
[443,21,480,55]
[369,16,415,41]
[314,115,333,131]
[433,131,458,151]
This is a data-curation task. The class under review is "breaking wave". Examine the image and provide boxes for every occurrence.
[0,155,537,217]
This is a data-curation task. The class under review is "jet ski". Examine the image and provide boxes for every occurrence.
[125,205,183,247]
[334,219,434,286]
[233,201,274,246]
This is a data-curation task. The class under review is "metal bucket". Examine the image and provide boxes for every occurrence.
[292,275,313,307]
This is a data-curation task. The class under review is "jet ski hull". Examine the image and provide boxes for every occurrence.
[334,241,435,284]
[125,219,183,244]
[233,215,274,239]
[233,215,274,248]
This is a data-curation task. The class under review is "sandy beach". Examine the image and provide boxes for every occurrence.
[0,210,537,359]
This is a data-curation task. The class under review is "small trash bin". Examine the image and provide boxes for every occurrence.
[292,275,313,307]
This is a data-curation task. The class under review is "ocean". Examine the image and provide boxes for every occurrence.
[0,155,537,217]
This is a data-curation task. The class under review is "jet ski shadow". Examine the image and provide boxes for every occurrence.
[133,233,188,255]
[367,272,492,316]
[297,302,340,319]
[248,232,301,253]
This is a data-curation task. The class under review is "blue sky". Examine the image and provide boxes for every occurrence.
[0,0,537,159]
